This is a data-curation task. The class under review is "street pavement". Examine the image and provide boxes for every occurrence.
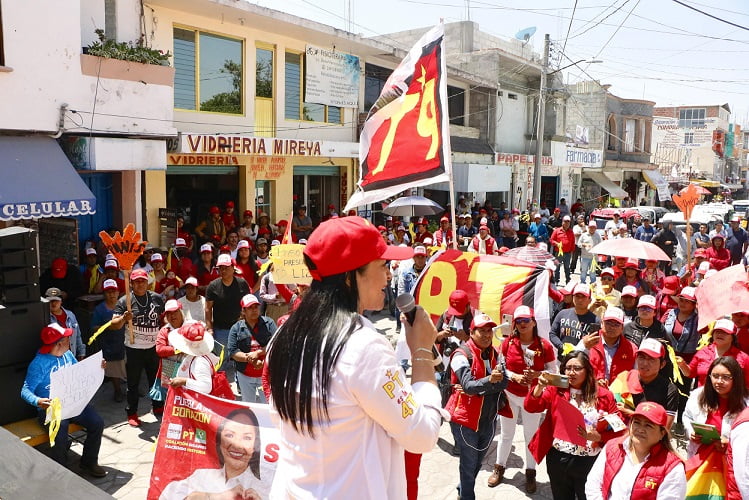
[40,308,556,499]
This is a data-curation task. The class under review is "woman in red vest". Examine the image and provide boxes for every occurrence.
[525,351,624,500]
[585,401,686,499]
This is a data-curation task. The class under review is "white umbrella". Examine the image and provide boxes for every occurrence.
[382,196,444,217]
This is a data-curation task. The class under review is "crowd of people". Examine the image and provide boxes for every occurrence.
[17,194,749,500]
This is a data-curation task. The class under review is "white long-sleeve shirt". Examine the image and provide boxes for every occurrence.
[269,316,445,500]
[731,419,749,499]
[585,438,687,500]
[175,353,219,395]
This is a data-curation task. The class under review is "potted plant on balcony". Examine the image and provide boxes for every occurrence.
[80,29,174,86]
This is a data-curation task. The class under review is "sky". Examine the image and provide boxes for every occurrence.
[252,0,749,123]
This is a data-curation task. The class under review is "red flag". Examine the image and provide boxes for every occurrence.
[345,24,451,210]
[281,211,294,244]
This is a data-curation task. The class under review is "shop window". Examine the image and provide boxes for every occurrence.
[448,85,465,126]
[679,108,705,128]
[284,51,342,123]
[623,119,636,153]
[255,180,273,217]
[364,63,392,110]
[173,27,243,114]
[256,46,273,98]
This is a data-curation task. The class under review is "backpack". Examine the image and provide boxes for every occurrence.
[189,355,236,400]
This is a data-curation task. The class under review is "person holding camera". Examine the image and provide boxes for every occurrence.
[525,351,624,500]
[444,313,508,500]
[489,306,557,492]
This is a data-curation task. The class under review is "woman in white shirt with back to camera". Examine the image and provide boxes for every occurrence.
[266,217,445,500]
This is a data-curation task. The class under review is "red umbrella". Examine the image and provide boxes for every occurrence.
[680,183,711,196]
[589,238,671,262]
[695,264,749,331]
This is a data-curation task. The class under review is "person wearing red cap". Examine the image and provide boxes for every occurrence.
[549,284,600,356]
[176,214,194,254]
[40,257,84,310]
[445,313,508,500]
[167,322,220,395]
[705,233,731,271]
[221,201,238,234]
[321,203,338,222]
[412,217,433,247]
[21,324,106,477]
[238,209,258,242]
[731,310,749,355]
[469,224,498,255]
[676,319,749,389]
[291,205,313,241]
[45,287,86,360]
[265,217,443,499]
[585,401,686,500]
[433,216,453,248]
[525,351,623,499]
[153,299,187,402]
[434,289,474,368]
[228,294,277,403]
[588,306,637,385]
[550,216,576,285]
[195,206,226,246]
[110,268,165,426]
[91,279,127,402]
[655,275,680,319]
[623,295,665,347]
[683,356,748,458]
[614,258,651,296]
[491,306,556,492]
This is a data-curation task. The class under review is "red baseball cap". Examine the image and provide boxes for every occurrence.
[513,305,534,320]
[632,401,668,427]
[243,210,253,217]
[130,269,149,281]
[225,201,235,208]
[662,275,680,295]
[637,338,665,359]
[440,216,449,223]
[303,217,413,280]
[277,220,288,227]
[328,203,335,209]
[51,258,67,279]
[240,294,260,308]
[447,289,470,316]
[624,258,639,269]
[209,206,220,215]
[39,323,73,354]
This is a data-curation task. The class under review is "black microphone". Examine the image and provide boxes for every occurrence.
[395,293,418,325]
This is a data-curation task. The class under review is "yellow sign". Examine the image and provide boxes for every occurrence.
[270,244,313,285]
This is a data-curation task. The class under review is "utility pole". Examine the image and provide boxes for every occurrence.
[532,34,550,210]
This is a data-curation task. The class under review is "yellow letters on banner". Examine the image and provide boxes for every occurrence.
[415,261,458,318]
[416,68,439,160]
[468,262,530,325]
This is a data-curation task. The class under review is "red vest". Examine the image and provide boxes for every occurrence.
[589,333,637,384]
[471,235,496,255]
[726,407,749,500]
[445,340,498,432]
[600,437,683,500]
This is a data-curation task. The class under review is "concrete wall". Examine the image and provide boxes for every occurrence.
[0,0,174,136]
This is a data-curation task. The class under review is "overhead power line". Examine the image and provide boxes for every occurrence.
[671,0,749,32]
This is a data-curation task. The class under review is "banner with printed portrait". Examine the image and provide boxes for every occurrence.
[412,249,550,342]
[148,388,278,500]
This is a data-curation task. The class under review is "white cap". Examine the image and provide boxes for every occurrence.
[200,243,213,253]
[102,279,118,291]
[104,259,118,269]
[480,217,488,225]
[164,299,182,312]
[638,338,665,358]
[533,213,541,219]
[698,261,710,274]
[562,215,571,222]
[621,285,638,297]
[714,318,736,334]
[237,239,250,249]
[216,254,233,267]
[573,284,591,297]
[240,294,260,308]
[513,305,534,320]
[271,240,281,246]
[603,306,625,324]
[298,238,308,245]
[638,295,657,309]
[150,253,163,262]
[85,247,97,256]
[588,220,597,227]
[414,246,427,256]
[175,238,187,247]
[183,276,198,287]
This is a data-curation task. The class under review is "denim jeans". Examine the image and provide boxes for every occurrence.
[236,372,266,403]
[450,418,497,500]
[39,403,104,467]
[580,257,596,284]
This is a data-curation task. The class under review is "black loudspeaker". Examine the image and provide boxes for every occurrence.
[0,300,48,367]
[0,363,39,426]
[0,227,40,306]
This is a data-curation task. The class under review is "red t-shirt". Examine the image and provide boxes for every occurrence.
[706,397,730,433]
[501,336,556,397]
[689,345,749,388]
[53,310,67,327]
[737,326,749,356]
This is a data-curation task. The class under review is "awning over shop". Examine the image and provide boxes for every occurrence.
[429,164,512,192]
[0,136,96,220]
[696,179,720,188]
[721,183,743,190]
[583,171,628,199]
[642,169,671,202]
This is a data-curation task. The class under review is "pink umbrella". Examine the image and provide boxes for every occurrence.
[695,264,749,331]
[589,238,671,262]
[680,183,711,196]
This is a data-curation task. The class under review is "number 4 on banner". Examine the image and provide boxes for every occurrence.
[99,223,148,344]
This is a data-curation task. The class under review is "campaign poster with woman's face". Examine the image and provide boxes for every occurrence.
[148,388,279,500]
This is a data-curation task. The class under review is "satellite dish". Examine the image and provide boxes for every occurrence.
[515,26,537,44]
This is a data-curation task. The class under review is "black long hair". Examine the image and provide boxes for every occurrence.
[267,254,363,437]
[699,356,748,416]
[560,351,598,404]
[216,408,261,479]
